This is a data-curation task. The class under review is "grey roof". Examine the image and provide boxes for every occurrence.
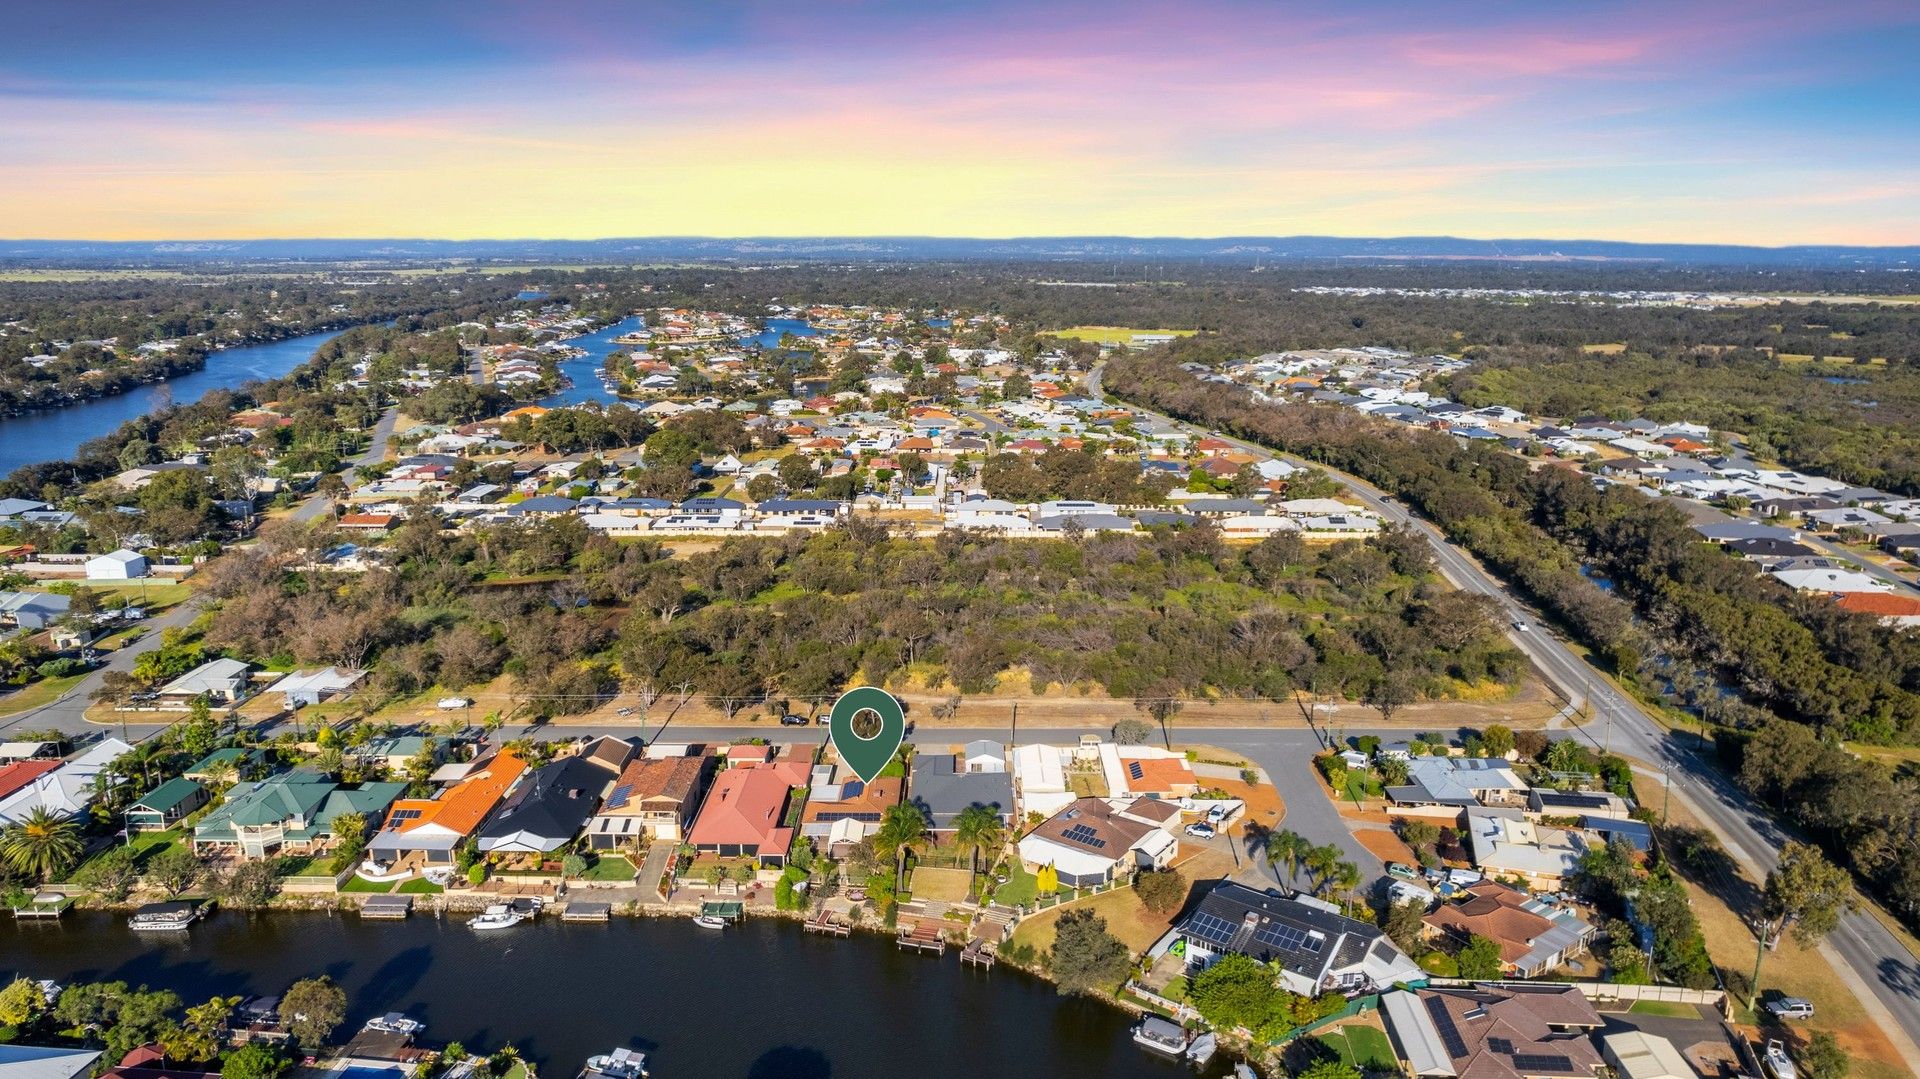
[908,754,1013,829]
[1694,521,1798,542]
[1177,881,1418,991]
[478,755,617,850]
[512,495,578,514]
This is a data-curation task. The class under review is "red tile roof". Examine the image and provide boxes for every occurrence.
[1837,592,1920,617]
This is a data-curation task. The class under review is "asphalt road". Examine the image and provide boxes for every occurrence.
[292,405,399,523]
[1088,362,1920,1058]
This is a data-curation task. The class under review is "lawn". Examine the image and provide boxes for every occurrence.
[1627,1000,1701,1018]
[125,829,186,869]
[910,866,973,904]
[579,855,638,883]
[397,877,444,895]
[1009,885,1176,957]
[0,672,89,718]
[1047,326,1198,347]
[990,860,1038,907]
[1315,1026,1395,1071]
[341,876,395,894]
[77,581,192,610]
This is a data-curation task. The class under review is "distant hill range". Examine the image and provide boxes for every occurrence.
[2,235,1916,267]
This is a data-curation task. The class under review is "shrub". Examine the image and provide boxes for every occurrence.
[1134,868,1187,914]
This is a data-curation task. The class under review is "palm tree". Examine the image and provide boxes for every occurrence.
[1303,844,1342,894]
[952,804,1006,899]
[1265,828,1308,886]
[876,803,927,894]
[1,807,84,882]
[1332,860,1362,916]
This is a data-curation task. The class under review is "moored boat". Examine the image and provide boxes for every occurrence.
[691,915,728,930]
[128,901,203,931]
[1763,1040,1798,1079]
[364,1012,425,1036]
[469,903,529,931]
[1131,1016,1189,1056]
[580,1047,648,1079]
[1184,1031,1218,1067]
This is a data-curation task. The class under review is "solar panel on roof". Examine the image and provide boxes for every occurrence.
[1510,1055,1574,1072]
[1183,912,1238,947]
[1253,920,1316,954]
[1426,996,1470,1060]
[1128,761,1145,780]
[604,783,634,811]
[1061,824,1107,849]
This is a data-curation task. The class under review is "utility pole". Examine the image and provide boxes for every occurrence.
[1009,702,1018,749]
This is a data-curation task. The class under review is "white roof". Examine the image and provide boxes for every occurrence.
[89,549,144,565]
[0,1046,102,1079]
[0,738,133,825]
[158,657,253,696]
[269,666,366,695]
[1603,1031,1693,1079]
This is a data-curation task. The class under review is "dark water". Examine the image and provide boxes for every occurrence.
[538,316,648,408]
[0,328,350,477]
[3,912,1196,1079]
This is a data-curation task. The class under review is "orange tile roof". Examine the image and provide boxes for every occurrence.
[687,764,798,853]
[1123,756,1197,795]
[0,760,60,800]
[1837,592,1920,617]
[385,749,527,837]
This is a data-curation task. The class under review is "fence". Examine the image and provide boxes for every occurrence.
[1426,977,1724,1009]
[1268,993,1380,1046]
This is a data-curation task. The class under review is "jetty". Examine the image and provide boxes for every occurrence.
[959,939,996,970]
[897,920,947,955]
[804,907,851,937]
[359,895,414,920]
[12,892,72,920]
[699,900,745,925]
[562,901,612,923]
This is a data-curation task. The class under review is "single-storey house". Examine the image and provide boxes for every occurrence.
[86,550,148,580]
[1172,881,1423,997]
[1466,807,1592,890]
[476,739,634,855]
[126,777,210,832]
[268,666,367,708]
[1016,796,1179,887]
[1421,880,1595,977]
[1379,985,1603,1079]
[372,749,527,868]
[156,658,254,706]
[910,751,1015,835]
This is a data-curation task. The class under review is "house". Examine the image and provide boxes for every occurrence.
[1602,1031,1694,1079]
[353,735,440,773]
[126,777,209,831]
[371,750,528,868]
[0,738,133,826]
[156,658,254,706]
[1465,807,1592,890]
[1836,591,1920,628]
[1379,985,1604,1078]
[0,760,60,803]
[0,591,70,630]
[909,751,1015,834]
[1421,880,1595,977]
[1010,742,1075,818]
[86,549,148,580]
[960,739,1006,773]
[585,752,715,849]
[99,1045,220,1079]
[1115,748,1199,799]
[1016,796,1179,887]
[685,760,804,865]
[800,773,904,854]
[1768,564,1894,594]
[477,740,635,855]
[1387,757,1529,809]
[1172,881,1422,996]
[193,772,407,859]
[267,666,367,708]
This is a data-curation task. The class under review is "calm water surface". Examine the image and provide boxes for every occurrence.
[538,316,647,408]
[4,911,1205,1079]
[0,328,350,477]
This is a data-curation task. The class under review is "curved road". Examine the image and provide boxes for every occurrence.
[1087,363,1920,1059]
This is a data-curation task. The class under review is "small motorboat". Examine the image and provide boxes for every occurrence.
[128,901,203,931]
[469,903,530,931]
[363,1012,425,1036]
[692,915,729,930]
[580,1047,649,1079]
[1763,1040,1798,1079]
[1131,1016,1189,1057]
[1233,1065,1258,1079]
[1184,1032,1218,1067]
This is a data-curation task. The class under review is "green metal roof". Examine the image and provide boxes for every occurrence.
[132,777,204,813]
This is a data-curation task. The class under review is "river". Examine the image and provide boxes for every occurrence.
[0,328,351,478]
[537,316,647,409]
[3,912,1208,1079]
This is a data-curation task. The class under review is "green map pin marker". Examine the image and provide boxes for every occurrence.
[829,686,906,784]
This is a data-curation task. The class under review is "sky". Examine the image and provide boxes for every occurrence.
[2,0,1917,245]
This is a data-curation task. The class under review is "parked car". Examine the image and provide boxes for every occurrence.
[779,712,810,726]
[1184,823,1217,839]
[437,697,473,710]
[1765,997,1815,1020]
[1206,803,1231,824]
[1386,862,1419,881]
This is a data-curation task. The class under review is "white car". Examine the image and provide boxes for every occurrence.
[1511,620,1530,632]
[1184,823,1216,839]
[436,696,473,710]
[1765,997,1815,1020]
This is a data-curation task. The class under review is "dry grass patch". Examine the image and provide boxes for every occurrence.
[909,866,974,904]
[1009,885,1178,957]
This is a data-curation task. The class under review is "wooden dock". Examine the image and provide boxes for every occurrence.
[960,939,995,969]
[359,895,413,920]
[12,893,72,920]
[805,907,851,937]
[561,901,612,922]
[898,921,947,955]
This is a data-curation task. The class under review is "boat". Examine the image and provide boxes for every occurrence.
[128,901,203,931]
[580,1047,648,1079]
[1763,1040,1798,1079]
[1233,1065,1258,1079]
[363,1012,425,1036]
[1131,1016,1189,1056]
[468,903,531,931]
[1184,1032,1218,1067]
[691,915,729,930]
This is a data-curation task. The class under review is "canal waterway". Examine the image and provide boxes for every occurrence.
[4,911,1209,1079]
[536,316,647,409]
[0,327,351,478]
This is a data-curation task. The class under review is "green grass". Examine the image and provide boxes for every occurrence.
[0,672,90,718]
[1047,326,1198,346]
[341,876,395,893]
[1627,999,1701,1018]
[76,581,192,610]
[397,877,445,895]
[989,860,1038,907]
[125,829,186,869]
[579,855,637,883]
[1316,1027,1395,1071]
